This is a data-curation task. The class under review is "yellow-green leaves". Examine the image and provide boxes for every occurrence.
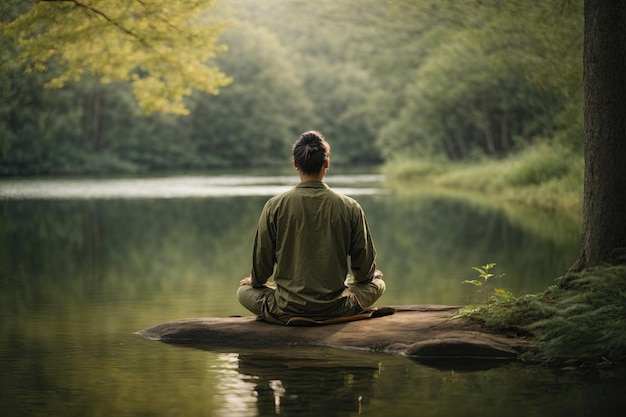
[463,262,511,303]
[3,0,232,114]
[464,263,501,287]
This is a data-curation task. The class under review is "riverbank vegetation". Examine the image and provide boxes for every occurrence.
[457,265,626,368]
[5,0,625,370]
[1,0,583,179]
[384,141,584,217]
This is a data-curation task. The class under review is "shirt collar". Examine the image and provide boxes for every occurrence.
[296,180,328,189]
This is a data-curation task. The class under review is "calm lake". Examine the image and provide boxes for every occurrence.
[1,171,624,417]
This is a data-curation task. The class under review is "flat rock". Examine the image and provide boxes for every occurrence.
[136,305,528,362]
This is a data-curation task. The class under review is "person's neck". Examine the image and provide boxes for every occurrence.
[299,170,325,182]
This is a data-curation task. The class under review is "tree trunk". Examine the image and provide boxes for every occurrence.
[456,133,468,159]
[484,123,497,155]
[442,135,458,160]
[570,0,626,272]
[500,112,509,154]
[81,91,105,150]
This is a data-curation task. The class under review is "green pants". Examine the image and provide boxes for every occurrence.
[237,278,386,317]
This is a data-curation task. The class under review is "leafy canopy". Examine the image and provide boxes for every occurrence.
[3,0,232,114]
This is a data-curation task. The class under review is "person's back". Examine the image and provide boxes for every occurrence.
[262,179,375,316]
[237,130,385,325]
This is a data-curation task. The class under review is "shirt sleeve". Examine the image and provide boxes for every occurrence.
[349,204,377,284]
[250,200,276,288]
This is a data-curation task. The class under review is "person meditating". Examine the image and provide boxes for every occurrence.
[237,130,386,325]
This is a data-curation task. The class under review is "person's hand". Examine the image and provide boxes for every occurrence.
[240,276,252,286]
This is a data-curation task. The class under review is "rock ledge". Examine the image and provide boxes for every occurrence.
[137,305,528,361]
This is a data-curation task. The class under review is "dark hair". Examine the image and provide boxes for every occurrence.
[292,131,331,175]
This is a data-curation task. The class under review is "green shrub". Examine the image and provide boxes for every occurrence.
[460,266,626,367]
[504,143,577,187]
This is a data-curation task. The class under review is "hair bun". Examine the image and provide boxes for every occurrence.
[292,130,331,175]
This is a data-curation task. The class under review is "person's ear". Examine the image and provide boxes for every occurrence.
[293,160,299,170]
[324,159,330,169]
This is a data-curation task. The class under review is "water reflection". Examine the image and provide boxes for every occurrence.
[209,348,380,417]
[362,194,580,304]
[0,179,581,313]
[0,172,597,417]
[195,347,626,417]
[212,353,258,417]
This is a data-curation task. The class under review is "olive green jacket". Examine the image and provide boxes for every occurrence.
[250,180,377,324]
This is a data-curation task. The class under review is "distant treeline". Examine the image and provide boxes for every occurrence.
[0,0,583,175]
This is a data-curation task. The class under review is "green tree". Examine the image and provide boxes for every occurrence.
[374,0,582,161]
[299,60,386,164]
[223,0,387,164]
[187,24,313,167]
[2,0,231,115]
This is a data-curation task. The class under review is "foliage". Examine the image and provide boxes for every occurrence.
[186,24,313,167]
[384,141,584,215]
[224,0,388,165]
[373,0,583,160]
[2,0,231,115]
[462,263,511,303]
[0,0,584,175]
[459,266,626,367]
[300,60,386,164]
[503,142,581,187]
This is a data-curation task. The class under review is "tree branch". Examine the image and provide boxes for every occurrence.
[38,0,151,48]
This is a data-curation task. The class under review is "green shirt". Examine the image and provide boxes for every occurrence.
[251,180,377,323]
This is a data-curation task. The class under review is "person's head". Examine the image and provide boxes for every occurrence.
[292,130,331,176]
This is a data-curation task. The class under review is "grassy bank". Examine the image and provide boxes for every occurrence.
[383,144,626,368]
[384,144,626,368]
[457,266,626,368]
[383,142,583,217]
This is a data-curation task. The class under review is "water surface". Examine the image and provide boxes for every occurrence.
[1,172,623,417]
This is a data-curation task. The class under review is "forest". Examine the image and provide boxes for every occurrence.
[2,0,626,368]
[1,0,583,176]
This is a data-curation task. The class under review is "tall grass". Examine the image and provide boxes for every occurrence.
[384,142,583,215]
